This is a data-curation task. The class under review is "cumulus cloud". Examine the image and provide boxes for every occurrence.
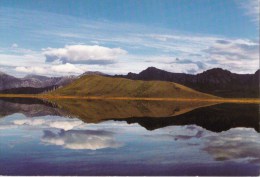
[43,45,127,65]
[50,63,83,73]
[204,128,260,163]
[6,37,260,76]
[41,129,122,150]
[1,7,259,76]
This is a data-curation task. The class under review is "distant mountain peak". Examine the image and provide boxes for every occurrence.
[0,71,16,78]
[201,68,232,75]
[143,66,161,72]
[146,66,159,70]
[24,74,51,82]
[24,74,41,78]
[206,68,228,72]
[139,67,166,74]
[81,71,106,77]
[0,72,76,91]
[0,71,7,75]
[24,74,49,79]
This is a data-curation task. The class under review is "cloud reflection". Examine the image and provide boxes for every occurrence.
[204,128,260,163]
[12,118,83,131]
[41,129,123,150]
[144,125,205,141]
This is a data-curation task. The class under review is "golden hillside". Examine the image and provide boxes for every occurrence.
[50,75,217,99]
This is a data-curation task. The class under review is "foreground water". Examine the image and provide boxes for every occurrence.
[0,98,259,176]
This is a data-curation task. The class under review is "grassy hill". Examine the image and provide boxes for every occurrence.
[49,75,217,99]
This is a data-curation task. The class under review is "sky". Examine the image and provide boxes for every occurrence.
[0,0,259,77]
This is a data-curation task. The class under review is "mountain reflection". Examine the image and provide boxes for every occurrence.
[113,103,260,132]
[0,97,63,118]
[0,97,259,133]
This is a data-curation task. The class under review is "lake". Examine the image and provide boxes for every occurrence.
[0,98,259,176]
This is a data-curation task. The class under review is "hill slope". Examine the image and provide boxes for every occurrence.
[50,75,217,99]
[116,67,259,98]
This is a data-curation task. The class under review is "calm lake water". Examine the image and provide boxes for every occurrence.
[0,98,259,176]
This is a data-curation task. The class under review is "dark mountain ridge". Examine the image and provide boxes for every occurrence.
[116,67,259,98]
[0,85,59,94]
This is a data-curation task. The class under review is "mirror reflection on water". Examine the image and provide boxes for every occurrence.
[0,98,259,176]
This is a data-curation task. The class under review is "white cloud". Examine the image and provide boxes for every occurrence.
[47,32,82,38]
[15,66,48,75]
[41,129,122,150]
[238,0,260,26]
[15,63,84,75]
[205,39,258,60]
[43,45,127,64]
[50,63,83,73]
[0,52,44,67]
[147,34,217,44]
[11,43,18,48]
[0,7,258,76]
[204,39,259,73]
[135,36,259,74]
[4,36,259,76]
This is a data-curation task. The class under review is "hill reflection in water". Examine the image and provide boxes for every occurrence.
[0,97,259,133]
[0,97,260,176]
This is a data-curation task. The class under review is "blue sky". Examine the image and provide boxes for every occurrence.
[0,0,259,76]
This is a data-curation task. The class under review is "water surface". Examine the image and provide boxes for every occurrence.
[0,98,259,176]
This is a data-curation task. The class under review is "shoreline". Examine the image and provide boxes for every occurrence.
[0,94,259,103]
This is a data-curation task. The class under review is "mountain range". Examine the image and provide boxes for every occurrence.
[0,72,76,93]
[116,67,259,98]
[0,67,259,98]
[0,71,108,94]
